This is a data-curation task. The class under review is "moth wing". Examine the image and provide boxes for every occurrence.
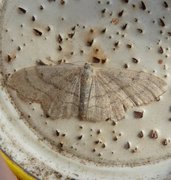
[7,64,82,119]
[86,68,166,121]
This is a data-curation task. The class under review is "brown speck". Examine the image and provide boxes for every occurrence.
[158,46,164,54]
[33,29,42,36]
[98,153,102,157]
[137,28,143,33]
[94,140,99,144]
[140,1,146,10]
[6,55,14,63]
[138,130,144,138]
[58,45,62,51]
[57,34,63,43]
[92,57,100,63]
[101,59,107,64]
[124,142,131,149]
[56,130,60,136]
[167,32,171,36]
[102,143,106,148]
[92,148,96,152]
[58,142,63,148]
[77,135,83,140]
[32,16,36,22]
[101,8,106,14]
[40,5,44,10]
[126,44,132,49]
[60,0,65,5]
[46,26,51,32]
[111,18,119,25]
[68,33,75,38]
[101,28,106,33]
[97,130,101,134]
[134,111,144,119]
[113,136,118,141]
[123,63,128,69]
[111,121,116,126]
[89,29,94,33]
[80,50,84,54]
[163,1,168,8]
[162,139,169,146]
[132,58,139,64]
[86,39,94,47]
[114,41,119,47]
[131,147,138,153]
[17,46,21,51]
[36,60,46,66]
[122,0,129,3]
[158,18,165,27]
[158,59,163,64]
[121,23,127,30]
[149,130,158,139]
[18,7,26,14]
[118,10,124,17]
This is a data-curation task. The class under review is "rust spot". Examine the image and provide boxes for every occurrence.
[158,59,163,64]
[124,142,131,149]
[134,111,144,119]
[149,130,158,139]
[111,18,119,25]
[158,46,164,54]
[138,130,144,138]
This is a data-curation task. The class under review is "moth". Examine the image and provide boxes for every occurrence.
[7,63,167,122]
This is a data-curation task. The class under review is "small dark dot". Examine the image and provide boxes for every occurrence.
[126,44,132,49]
[121,23,127,30]
[114,41,119,47]
[118,10,124,17]
[60,0,65,5]
[101,9,106,14]
[32,16,36,21]
[40,5,44,10]
[55,130,60,136]
[122,0,129,3]
[58,45,62,51]
[124,142,131,149]
[86,39,94,47]
[134,18,138,23]
[158,46,164,54]
[17,46,21,51]
[33,29,43,36]
[18,7,27,14]
[123,63,128,69]
[101,28,106,33]
[137,28,143,33]
[132,57,139,63]
[113,136,118,141]
[140,1,146,10]
[158,18,165,27]
[46,26,51,32]
[163,1,168,8]
[77,135,83,140]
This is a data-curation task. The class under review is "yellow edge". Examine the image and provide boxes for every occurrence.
[0,149,35,180]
